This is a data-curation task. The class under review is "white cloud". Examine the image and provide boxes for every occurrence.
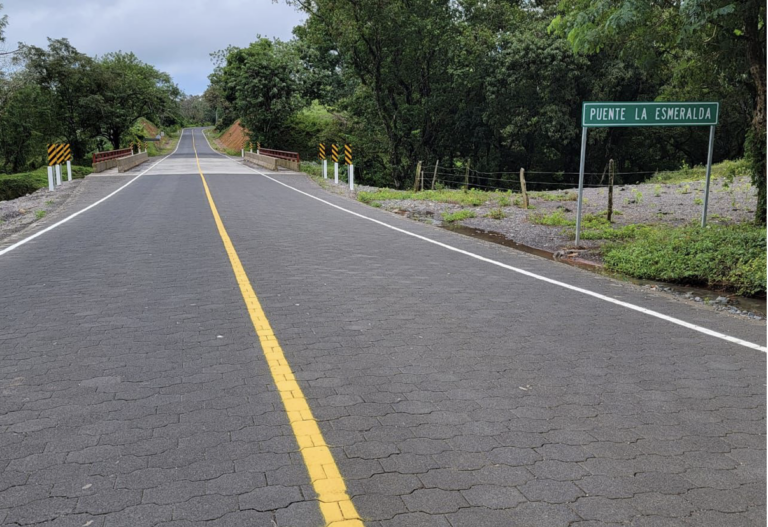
[2,0,305,94]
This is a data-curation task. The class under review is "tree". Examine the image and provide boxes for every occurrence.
[89,52,180,149]
[18,39,99,160]
[551,0,766,224]
[209,39,302,147]
[291,0,460,187]
[179,94,213,126]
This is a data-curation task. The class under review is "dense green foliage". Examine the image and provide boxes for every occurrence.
[0,39,182,171]
[208,0,764,224]
[0,8,210,176]
[0,165,91,201]
[604,224,767,295]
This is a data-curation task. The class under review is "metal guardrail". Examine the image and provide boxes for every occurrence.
[259,148,300,163]
[92,148,133,165]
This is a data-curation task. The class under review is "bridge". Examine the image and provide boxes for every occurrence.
[0,128,764,526]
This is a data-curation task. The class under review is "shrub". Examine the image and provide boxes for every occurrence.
[603,224,766,295]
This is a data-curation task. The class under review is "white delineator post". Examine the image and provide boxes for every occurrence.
[47,166,54,191]
[334,162,339,184]
[66,160,72,182]
[348,164,354,190]
[55,164,62,186]
[323,159,327,179]
[241,149,244,158]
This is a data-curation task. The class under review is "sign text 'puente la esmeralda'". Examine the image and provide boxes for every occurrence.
[574,102,720,244]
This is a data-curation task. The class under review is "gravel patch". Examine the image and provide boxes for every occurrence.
[0,179,83,242]
[366,176,757,259]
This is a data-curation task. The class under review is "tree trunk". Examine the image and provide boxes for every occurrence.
[745,0,766,225]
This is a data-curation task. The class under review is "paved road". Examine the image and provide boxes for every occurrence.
[0,128,764,526]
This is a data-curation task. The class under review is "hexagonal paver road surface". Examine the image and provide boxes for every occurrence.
[0,128,764,527]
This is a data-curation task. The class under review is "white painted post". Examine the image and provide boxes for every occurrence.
[334,162,339,184]
[701,125,716,227]
[55,164,62,186]
[47,166,54,191]
[241,149,244,158]
[66,160,72,182]
[323,159,327,179]
[349,164,354,190]
[575,127,588,246]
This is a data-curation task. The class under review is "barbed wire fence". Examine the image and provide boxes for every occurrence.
[412,161,664,194]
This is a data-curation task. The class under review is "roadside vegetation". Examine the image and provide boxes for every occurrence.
[0,166,92,201]
[603,224,766,296]
[358,188,511,207]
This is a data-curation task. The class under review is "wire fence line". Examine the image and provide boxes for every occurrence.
[412,161,679,193]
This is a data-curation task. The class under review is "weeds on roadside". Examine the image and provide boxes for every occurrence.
[485,208,506,220]
[35,210,46,219]
[442,210,476,223]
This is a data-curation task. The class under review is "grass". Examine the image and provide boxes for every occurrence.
[35,210,46,219]
[442,210,476,223]
[530,191,578,202]
[603,223,766,295]
[485,208,506,220]
[649,159,751,185]
[529,210,572,226]
[146,130,182,157]
[577,223,651,241]
[0,165,92,201]
[300,161,324,178]
[358,188,512,207]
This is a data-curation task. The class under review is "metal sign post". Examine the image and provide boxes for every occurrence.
[575,127,588,245]
[701,125,716,227]
[576,101,719,244]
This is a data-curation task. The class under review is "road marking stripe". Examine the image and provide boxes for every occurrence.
[0,130,184,258]
[191,132,364,527]
[199,129,767,353]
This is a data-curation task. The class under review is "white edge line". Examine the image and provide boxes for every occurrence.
[0,130,185,257]
[200,129,767,353]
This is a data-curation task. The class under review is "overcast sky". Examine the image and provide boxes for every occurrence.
[2,0,305,95]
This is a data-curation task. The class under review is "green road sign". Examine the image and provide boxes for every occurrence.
[582,102,719,128]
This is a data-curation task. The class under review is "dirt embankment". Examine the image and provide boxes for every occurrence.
[219,120,250,151]
[138,118,159,138]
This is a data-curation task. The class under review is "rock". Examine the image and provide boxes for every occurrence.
[683,292,694,299]
[694,297,702,302]
[714,296,729,305]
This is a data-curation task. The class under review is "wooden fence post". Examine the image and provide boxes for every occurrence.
[413,161,423,191]
[431,160,439,190]
[519,168,529,209]
[607,158,614,223]
[464,160,470,191]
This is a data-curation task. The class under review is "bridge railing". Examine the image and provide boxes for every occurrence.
[259,148,300,163]
[92,148,133,165]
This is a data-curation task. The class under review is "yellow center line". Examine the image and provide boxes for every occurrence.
[191,133,364,527]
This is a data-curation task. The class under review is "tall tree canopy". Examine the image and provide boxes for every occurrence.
[207,0,763,215]
[550,0,766,223]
